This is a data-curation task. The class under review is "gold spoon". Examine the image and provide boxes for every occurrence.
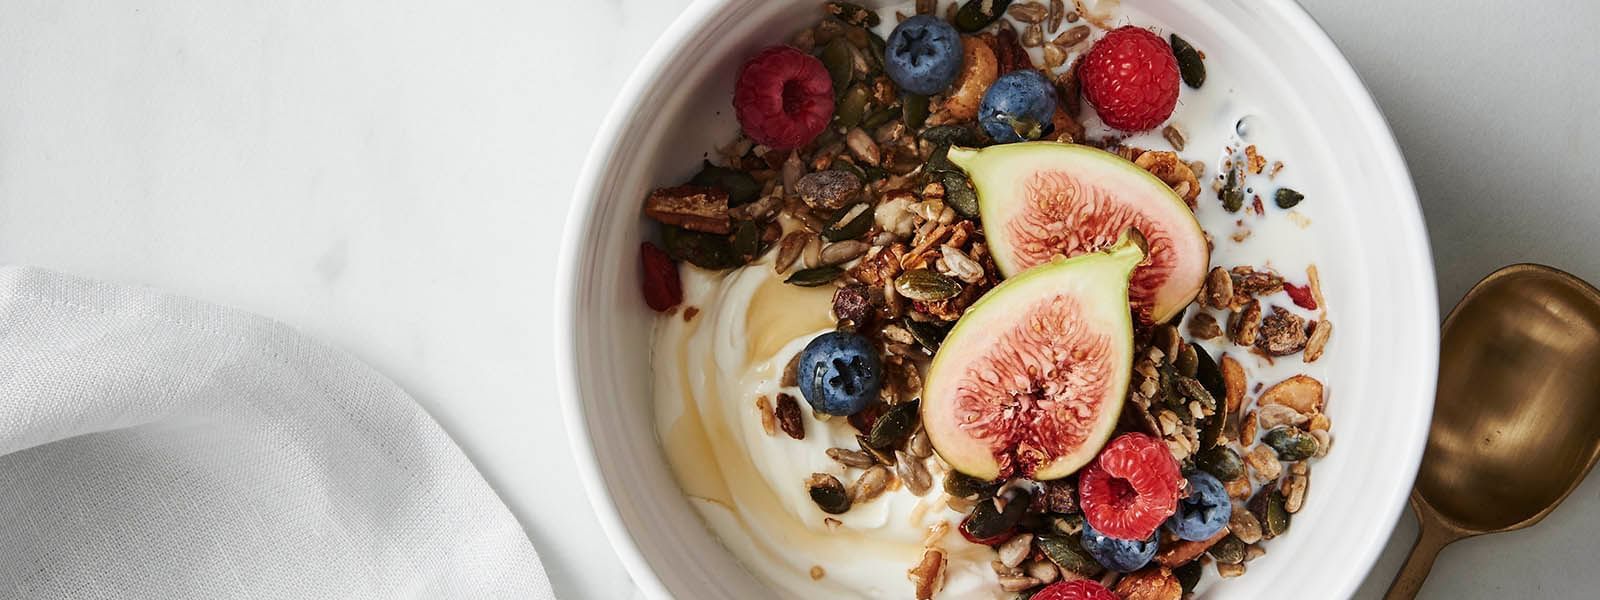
[1385,264,1600,599]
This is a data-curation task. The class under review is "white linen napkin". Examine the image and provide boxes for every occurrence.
[0,266,554,599]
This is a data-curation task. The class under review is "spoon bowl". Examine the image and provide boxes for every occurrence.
[1387,264,1600,599]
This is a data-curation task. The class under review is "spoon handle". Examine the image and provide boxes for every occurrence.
[1383,518,1454,600]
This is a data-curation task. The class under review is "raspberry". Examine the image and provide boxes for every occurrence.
[1079,433,1184,540]
[733,46,834,150]
[1079,26,1181,131]
[1032,579,1118,600]
[639,242,681,312]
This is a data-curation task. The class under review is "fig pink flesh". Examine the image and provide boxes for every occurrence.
[1005,170,1177,322]
[952,293,1116,478]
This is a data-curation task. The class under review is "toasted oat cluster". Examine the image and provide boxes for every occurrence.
[639,2,1333,598]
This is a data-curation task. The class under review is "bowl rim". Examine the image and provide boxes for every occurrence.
[555,1,1439,598]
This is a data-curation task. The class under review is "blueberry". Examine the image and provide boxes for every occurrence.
[1081,521,1158,572]
[978,70,1058,143]
[1165,472,1232,541]
[795,331,882,416]
[884,15,963,96]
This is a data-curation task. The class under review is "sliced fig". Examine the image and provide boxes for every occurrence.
[948,142,1209,323]
[922,232,1144,481]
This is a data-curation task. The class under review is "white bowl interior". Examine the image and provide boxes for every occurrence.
[560,1,1437,598]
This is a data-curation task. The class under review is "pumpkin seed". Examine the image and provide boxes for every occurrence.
[1191,344,1226,403]
[1221,166,1244,212]
[731,220,762,263]
[1274,187,1305,209]
[866,400,919,449]
[962,489,1030,540]
[807,473,852,514]
[1248,485,1291,539]
[954,0,1015,32]
[1175,343,1198,377]
[822,39,855,94]
[944,471,999,499]
[1170,34,1206,89]
[822,203,875,241]
[786,265,844,287]
[861,105,898,131]
[825,1,880,27]
[925,144,957,174]
[895,269,962,301]
[829,157,867,182]
[939,171,980,217]
[1208,534,1245,564]
[902,93,929,130]
[835,82,871,130]
[1173,560,1203,592]
[1036,534,1105,577]
[1198,398,1228,449]
[1263,426,1319,461]
[661,225,740,270]
[688,161,761,206]
[867,30,888,70]
[1196,446,1245,481]
[857,433,898,465]
[919,124,981,146]
[904,317,950,352]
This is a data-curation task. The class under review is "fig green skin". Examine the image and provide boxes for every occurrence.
[922,233,1143,482]
[947,142,1208,324]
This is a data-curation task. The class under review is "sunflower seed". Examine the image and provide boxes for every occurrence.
[847,128,882,166]
[908,428,934,458]
[1163,124,1187,151]
[828,447,877,469]
[1027,559,1060,584]
[820,240,870,266]
[1009,2,1048,22]
[775,231,812,274]
[895,451,933,496]
[999,533,1034,568]
[1054,25,1090,47]
[1217,562,1246,578]
[998,575,1042,592]
[1048,0,1065,31]
[852,465,891,503]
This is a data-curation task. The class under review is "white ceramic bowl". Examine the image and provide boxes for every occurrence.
[558,1,1438,597]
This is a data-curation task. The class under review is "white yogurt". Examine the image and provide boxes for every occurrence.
[654,262,1002,599]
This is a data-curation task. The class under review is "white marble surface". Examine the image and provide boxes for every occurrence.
[0,1,1594,598]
